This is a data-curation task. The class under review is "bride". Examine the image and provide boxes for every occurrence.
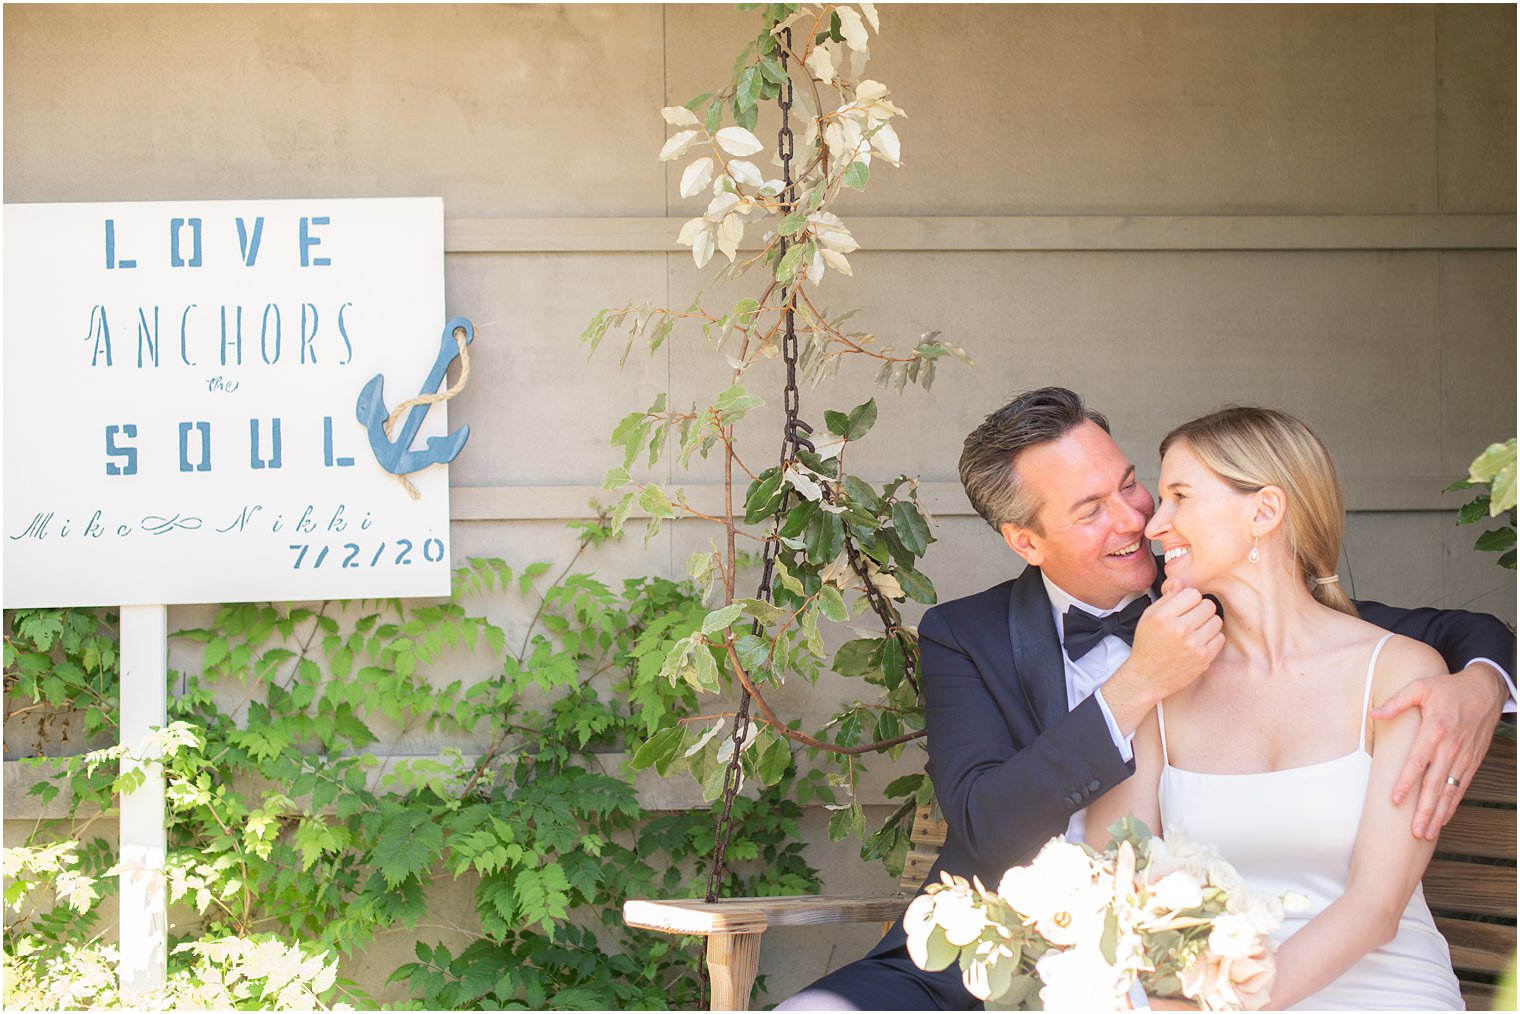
[1086,407,1463,1010]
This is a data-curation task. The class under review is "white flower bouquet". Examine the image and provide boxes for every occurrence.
[903,819,1304,1010]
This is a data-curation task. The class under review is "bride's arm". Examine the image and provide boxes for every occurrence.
[1086,708,1163,846]
[1263,636,1445,1009]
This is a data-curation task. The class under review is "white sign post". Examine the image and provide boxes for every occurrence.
[4,197,461,996]
[118,603,168,996]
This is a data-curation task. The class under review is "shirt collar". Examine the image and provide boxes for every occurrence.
[1041,572,1149,639]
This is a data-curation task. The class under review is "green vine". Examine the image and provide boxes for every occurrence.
[586,2,964,880]
[4,521,820,1009]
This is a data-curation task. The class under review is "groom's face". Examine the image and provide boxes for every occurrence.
[1000,421,1157,608]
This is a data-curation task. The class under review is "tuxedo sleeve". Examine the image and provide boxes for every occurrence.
[1354,599,1515,682]
[920,605,1135,876]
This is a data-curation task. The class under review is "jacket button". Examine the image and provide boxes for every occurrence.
[1087,779,1102,793]
[1061,796,1077,812]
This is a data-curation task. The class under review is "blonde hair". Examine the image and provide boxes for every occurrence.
[1160,407,1356,616]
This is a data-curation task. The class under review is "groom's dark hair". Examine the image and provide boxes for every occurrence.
[959,387,1110,535]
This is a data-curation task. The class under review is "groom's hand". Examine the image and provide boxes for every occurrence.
[1104,578,1224,735]
[1372,662,1507,840]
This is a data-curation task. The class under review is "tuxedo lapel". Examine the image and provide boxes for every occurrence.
[1006,566,1068,732]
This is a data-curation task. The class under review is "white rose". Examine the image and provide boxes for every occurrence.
[1208,912,1264,960]
[1146,828,1211,881]
[1151,870,1205,911]
[1205,855,1243,894]
[1227,890,1285,937]
[1035,945,1128,1010]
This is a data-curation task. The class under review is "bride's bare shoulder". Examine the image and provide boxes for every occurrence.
[1366,630,1445,698]
[1317,611,1443,693]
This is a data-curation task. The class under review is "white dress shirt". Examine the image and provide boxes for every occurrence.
[1040,573,1150,845]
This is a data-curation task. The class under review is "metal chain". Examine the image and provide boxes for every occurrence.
[703,27,810,913]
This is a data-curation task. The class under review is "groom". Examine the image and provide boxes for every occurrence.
[779,387,1515,1011]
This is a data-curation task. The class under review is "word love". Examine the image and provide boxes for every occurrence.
[104,213,335,270]
[104,417,358,475]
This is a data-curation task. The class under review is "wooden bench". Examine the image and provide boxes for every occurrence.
[624,734,1515,1011]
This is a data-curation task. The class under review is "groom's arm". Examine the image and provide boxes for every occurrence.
[920,606,1132,876]
[1356,599,1516,839]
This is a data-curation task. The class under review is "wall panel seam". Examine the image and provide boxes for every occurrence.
[443,215,1518,254]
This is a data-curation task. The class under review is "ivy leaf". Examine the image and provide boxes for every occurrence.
[846,398,878,441]
[842,475,884,513]
[609,491,637,535]
[700,603,745,636]
[1474,528,1516,552]
[743,468,784,524]
[882,635,907,687]
[755,733,791,787]
[774,243,806,283]
[816,586,848,623]
[801,603,826,659]
[896,567,937,604]
[1457,496,1492,526]
[778,212,809,236]
[758,54,788,86]
[843,160,871,191]
[883,773,926,799]
[639,484,677,519]
[891,500,931,556]
[833,638,884,678]
[630,725,686,774]
[714,383,764,425]
[735,66,762,112]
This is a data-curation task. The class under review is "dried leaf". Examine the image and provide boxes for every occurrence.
[715,126,763,156]
[680,157,715,198]
[662,105,701,127]
[659,129,700,161]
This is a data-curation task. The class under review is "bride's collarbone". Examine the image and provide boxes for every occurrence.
[1166,669,1372,772]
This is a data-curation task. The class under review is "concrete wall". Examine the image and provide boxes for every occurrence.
[5,4,1515,1006]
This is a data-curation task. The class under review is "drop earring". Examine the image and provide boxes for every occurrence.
[1249,529,1260,564]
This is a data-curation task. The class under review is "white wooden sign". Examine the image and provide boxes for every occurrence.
[4,197,461,607]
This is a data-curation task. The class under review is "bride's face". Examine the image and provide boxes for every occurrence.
[1144,441,1258,590]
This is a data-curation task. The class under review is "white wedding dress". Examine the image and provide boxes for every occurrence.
[1157,634,1464,1011]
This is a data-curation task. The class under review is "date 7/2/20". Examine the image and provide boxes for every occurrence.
[288,538,446,569]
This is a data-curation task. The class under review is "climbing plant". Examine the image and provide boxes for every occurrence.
[1450,438,1517,570]
[4,524,820,1009]
[584,1,970,890]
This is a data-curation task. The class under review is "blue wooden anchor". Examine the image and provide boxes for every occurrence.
[355,317,474,475]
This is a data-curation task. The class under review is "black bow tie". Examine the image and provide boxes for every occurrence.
[1062,597,1150,661]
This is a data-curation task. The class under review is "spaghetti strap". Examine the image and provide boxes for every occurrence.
[1156,700,1171,767]
[1359,633,1395,753]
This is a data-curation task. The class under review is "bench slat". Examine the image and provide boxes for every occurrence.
[1437,804,1517,860]
[1459,980,1496,1012]
[1434,917,1517,976]
[1424,859,1517,919]
[623,894,908,936]
[1466,736,1515,805]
